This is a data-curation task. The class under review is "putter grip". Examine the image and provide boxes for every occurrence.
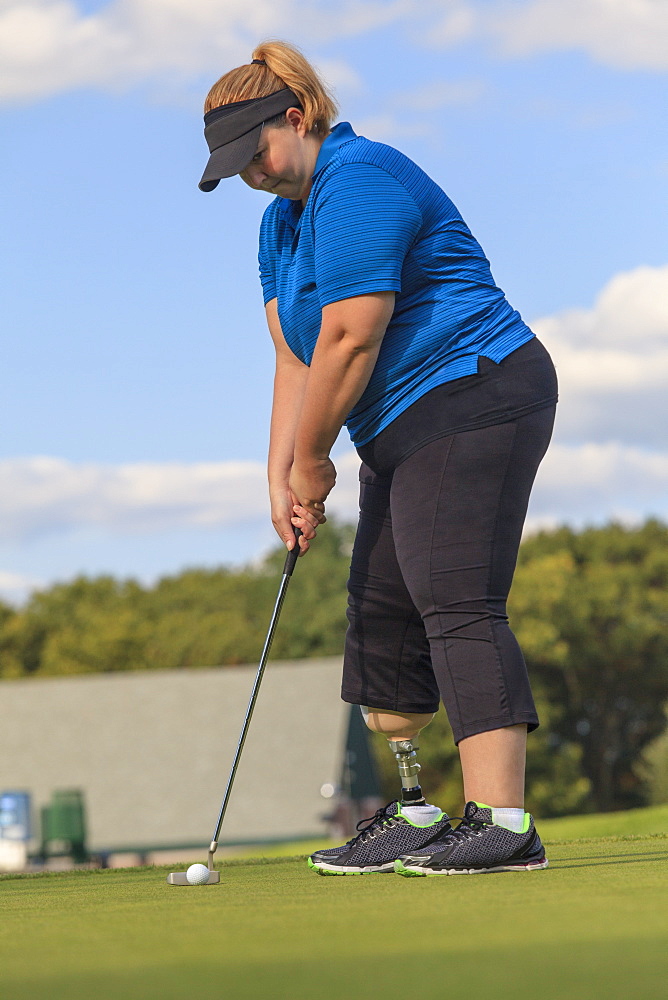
[283,527,302,576]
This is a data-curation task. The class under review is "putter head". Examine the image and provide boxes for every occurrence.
[166,869,220,885]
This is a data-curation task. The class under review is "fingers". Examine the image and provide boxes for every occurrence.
[289,502,328,556]
[291,503,324,547]
[271,507,303,549]
[311,500,328,522]
[292,503,326,528]
[272,495,326,558]
[290,511,316,549]
[274,523,310,555]
[293,501,327,525]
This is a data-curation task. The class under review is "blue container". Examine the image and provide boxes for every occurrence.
[0,791,32,841]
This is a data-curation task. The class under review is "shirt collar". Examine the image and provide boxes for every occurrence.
[278,122,358,226]
[313,122,358,178]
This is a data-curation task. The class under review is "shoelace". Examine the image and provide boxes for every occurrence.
[431,813,487,847]
[345,801,400,847]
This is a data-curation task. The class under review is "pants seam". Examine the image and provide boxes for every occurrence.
[427,435,466,740]
[393,614,416,710]
[487,420,520,722]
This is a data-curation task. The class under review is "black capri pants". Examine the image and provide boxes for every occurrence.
[341,338,557,744]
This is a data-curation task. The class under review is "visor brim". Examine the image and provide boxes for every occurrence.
[198,125,262,192]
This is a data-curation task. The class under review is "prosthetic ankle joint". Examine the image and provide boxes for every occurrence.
[388,737,425,805]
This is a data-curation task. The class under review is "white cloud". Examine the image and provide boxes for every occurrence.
[0,0,400,103]
[0,569,42,604]
[398,78,485,112]
[491,0,668,73]
[355,112,430,142]
[2,0,666,106]
[0,0,279,101]
[1,432,666,555]
[0,261,666,567]
[355,73,486,143]
[533,263,668,446]
[528,441,668,530]
[0,438,665,592]
[0,456,267,538]
[423,0,477,47]
[422,0,668,72]
[554,264,666,346]
[345,437,668,533]
[0,451,363,541]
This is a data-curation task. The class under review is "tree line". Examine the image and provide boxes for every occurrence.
[1,519,667,816]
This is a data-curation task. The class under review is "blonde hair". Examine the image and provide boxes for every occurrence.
[204,41,338,136]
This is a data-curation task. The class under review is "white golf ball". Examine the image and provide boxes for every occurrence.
[186,863,210,885]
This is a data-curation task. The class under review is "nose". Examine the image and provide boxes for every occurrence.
[243,165,266,188]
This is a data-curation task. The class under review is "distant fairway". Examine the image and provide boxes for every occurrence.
[1,811,666,999]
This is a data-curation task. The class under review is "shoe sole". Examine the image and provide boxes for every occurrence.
[307,857,395,876]
[394,857,549,876]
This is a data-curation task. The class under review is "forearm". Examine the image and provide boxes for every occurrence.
[264,297,326,552]
[268,358,309,493]
[294,292,394,463]
[294,334,381,462]
[265,297,309,491]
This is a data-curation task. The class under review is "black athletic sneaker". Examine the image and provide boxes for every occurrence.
[394,801,549,877]
[308,801,452,875]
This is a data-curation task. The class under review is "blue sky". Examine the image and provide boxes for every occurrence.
[1,0,667,600]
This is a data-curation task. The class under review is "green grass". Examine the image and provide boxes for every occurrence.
[235,802,668,858]
[538,802,668,840]
[1,811,666,1000]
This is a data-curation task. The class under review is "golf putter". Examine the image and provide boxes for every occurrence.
[167,528,302,885]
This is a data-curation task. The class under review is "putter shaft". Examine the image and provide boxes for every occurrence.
[207,531,301,867]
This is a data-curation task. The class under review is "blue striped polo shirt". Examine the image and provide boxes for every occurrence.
[258,122,534,447]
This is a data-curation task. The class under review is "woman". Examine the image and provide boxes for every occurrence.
[200,42,557,877]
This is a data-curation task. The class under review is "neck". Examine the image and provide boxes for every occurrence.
[300,132,326,205]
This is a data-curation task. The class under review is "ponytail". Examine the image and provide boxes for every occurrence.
[204,40,338,136]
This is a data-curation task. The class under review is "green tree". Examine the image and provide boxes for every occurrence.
[2,518,666,819]
[0,577,151,677]
[511,520,668,812]
[0,519,355,678]
[370,688,591,820]
[264,518,354,660]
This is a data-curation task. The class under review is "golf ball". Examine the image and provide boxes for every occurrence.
[186,863,211,885]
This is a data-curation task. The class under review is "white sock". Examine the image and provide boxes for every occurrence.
[491,807,528,833]
[399,803,443,826]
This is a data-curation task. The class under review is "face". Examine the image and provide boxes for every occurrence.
[239,109,322,204]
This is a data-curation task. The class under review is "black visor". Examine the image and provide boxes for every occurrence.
[199,89,301,192]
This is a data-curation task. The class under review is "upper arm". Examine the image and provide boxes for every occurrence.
[321,292,396,351]
[258,205,278,305]
[312,163,422,307]
[265,298,308,369]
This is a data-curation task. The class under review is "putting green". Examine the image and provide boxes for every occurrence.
[1,831,666,1000]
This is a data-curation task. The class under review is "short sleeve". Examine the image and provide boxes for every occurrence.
[258,204,277,305]
[312,162,422,307]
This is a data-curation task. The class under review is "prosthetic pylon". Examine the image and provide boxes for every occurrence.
[388,737,426,805]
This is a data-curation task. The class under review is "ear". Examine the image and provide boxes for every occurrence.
[285,107,307,134]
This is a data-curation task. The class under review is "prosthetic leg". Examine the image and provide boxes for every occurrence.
[388,737,426,805]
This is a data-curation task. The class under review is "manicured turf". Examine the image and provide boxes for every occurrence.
[537,802,668,840]
[1,824,666,999]
[233,802,668,858]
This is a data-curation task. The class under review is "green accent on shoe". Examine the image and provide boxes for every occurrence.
[396,803,445,828]
[393,859,427,877]
[394,856,548,877]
